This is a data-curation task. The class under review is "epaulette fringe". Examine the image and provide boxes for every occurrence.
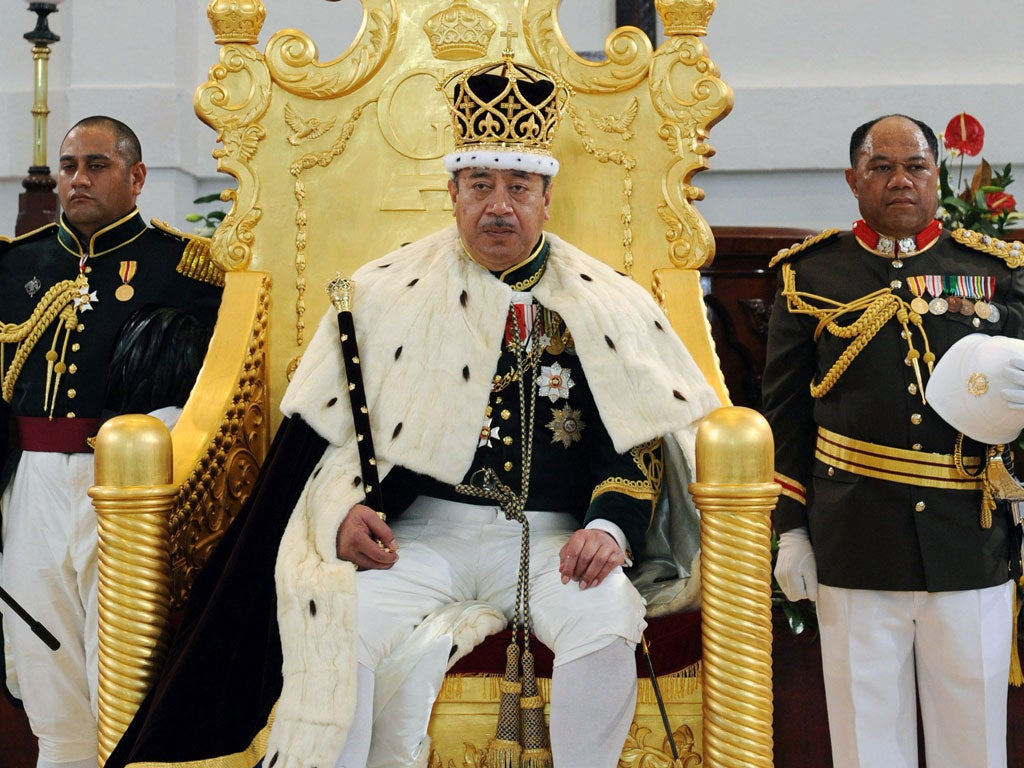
[951,228,1024,268]
[151,218,226,287]
[768,228,841,269]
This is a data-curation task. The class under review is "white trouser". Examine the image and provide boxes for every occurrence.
[818,582,1013,768]
[337,496,647,768]
[1,451,99,767]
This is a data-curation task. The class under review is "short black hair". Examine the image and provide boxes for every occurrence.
[848,114,938,167]
[104,306,213,415]
[66,115,143,167]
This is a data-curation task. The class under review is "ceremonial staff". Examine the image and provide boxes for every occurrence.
[0,584,60,650]
[327,275,384,516]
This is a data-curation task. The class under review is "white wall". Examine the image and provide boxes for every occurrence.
[1,1,1021,235]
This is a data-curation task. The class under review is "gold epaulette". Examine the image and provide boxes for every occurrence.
[0,222,58,249]
[151,219,226,287]
[768,228,841,268]
[951,228,1024,268]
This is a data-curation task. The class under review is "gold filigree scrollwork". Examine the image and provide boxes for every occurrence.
[289,99,377,348]
[195,43,272,271]
[621,722,703,768]
[565,104,636,275]
[524,0,652,94]
[650,34,732,269]
[169,277,270,608]
[265,2,397,98]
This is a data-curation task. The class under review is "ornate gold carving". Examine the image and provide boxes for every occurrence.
[265,3,397,98]
[91,416,177,765]
[564,104,636,274]
[621,722,702,767]
[525,2,652,95]
[284,103,337,145]
[207,0,267,45]
[656,0,717,37]
[196,43,272,271]
[590,96,640,141]
[423,0,496,61]
[169,276,270,607]
[289,99,376,346]
[690,406,777,768]
[650,35,732,269]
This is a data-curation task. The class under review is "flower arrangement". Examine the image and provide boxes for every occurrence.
[938,113,1021,236]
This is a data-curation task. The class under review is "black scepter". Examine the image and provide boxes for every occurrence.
[327,275,384,518]
[0,584,60,650]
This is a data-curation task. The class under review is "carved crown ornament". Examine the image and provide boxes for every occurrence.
[656,0,716,36]
[207,0,267,45]
[423,0,497,61]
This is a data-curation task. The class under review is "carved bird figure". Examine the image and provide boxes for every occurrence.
[284,103,336,145]
[590,96,639,141]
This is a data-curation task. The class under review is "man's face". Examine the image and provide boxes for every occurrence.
[448,167,551,271]
[58,124,146,239]
[844,116,939,239]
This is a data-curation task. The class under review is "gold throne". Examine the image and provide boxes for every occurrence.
[95,2,779,767]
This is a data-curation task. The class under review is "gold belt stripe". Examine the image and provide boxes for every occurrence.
[815,427,983,490]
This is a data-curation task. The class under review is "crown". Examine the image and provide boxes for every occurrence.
[440,50,571,177]
[206,0,267,45]
[423,0,496,62]
[655,0,716,36]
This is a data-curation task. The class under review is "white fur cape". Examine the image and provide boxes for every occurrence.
[264,225,721,768]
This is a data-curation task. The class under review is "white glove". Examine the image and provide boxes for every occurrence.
[1001,356,1024,410]
[774,527,818,602]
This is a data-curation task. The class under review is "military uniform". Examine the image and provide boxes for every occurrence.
[763,220,1024,768]
[0,208,223,767]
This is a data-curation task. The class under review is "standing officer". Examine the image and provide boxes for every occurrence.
[0,115,223,768]
[763,113,1024,768]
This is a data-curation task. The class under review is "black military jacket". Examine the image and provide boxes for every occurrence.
[1,209,223,467]
[763,226,1024,591]
[382,239,662,561]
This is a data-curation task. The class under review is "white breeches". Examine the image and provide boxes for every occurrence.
[1,451,98,766]
[818,582,1013,768]
[354,496,647,670]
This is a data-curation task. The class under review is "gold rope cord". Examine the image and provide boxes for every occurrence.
[781,264,933,400]
[1,276,82,402]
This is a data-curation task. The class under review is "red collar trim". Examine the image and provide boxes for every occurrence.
[852,219,942,257]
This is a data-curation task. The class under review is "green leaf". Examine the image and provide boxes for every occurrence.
[185,213,203,222]
[193,192,223,204]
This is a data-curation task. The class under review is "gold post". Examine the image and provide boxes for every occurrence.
[689,406,779,767]
[90,415,178,766]
[30,43,51,169]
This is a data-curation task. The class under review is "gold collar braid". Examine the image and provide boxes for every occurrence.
[781,263,935,401]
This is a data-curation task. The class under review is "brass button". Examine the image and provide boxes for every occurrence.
[915,501,926,512]
[503,461,513,472]
[827,467,835,477]
[67,412,75,418]
[67,389,76,399]
[910,413,922,425]
[908,383,918,395]
[503,436,513,445]
[68,364,78,374]
[76,323,85,332]
[912,443,923,451]
[501,409,511,420]
[71,343,80,352]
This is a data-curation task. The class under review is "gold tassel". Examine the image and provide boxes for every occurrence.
[519,648,552,768]
[487,641,523,768]
[1010,583,1023,687]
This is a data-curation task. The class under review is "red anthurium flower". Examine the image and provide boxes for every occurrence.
[944,113,984,156]
[985,190,1016,214]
